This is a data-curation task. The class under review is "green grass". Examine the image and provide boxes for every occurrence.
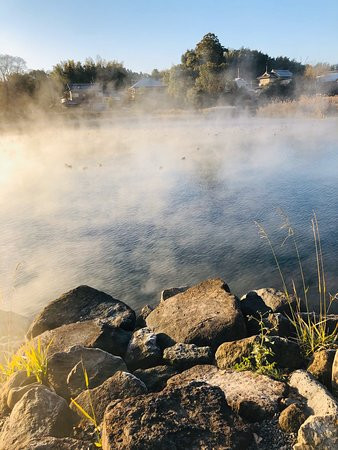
[70,361,102,448]
[0,337,52,384]
[255,212,337,359]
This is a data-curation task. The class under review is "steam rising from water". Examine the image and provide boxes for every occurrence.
[1,115,338,316]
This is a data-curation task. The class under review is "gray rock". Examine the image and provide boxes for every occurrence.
[26,437,92,449]
[294,414,338,450]
[146,278,247,350]
[7,382,41,410]
[163,342,212,370]
[133,365,179,392]
[160,286,189,301]
[0,386,76,449]
[27,285,136,338]
[254,288,297,314]
[101,381,253,449]
[0,371,28,417]
[240,291,271,317]
[135,305,154,329]
[289,370,338,416]
[124,327,162,371]
[307,349,336,390]
[264,335,304,370]
[30,320,132,358]
[47,345,127,399]
[70,371,147,424]
[167,365,288,422]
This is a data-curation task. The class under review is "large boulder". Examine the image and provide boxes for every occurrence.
[70,371,147,424]
[289,370,338,416]
[124,327,162,371]
[101,381,253,449]
[135,305,154,329]
[133,365,180,392]
[47,345,127,399]
[146,278,247,350]
[7,382,41,410]
[163,343,212,370]
[27,285,136,338]
[0,386,76,449]
[167,365,288,422]
[32,320,132,358]
[307,349,336,390]
[294,414,338,450]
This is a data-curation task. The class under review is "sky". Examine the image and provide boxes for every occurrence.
[0,0,337,73]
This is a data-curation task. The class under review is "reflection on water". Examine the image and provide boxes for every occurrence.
[0,116,337,316]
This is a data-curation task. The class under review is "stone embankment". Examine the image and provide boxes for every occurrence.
[0,278,337,449]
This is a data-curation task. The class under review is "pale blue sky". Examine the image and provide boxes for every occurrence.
[0,0,337,73]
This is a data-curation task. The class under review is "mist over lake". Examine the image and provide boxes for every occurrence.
[1,115,338,316]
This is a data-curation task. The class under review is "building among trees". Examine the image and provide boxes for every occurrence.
[257,69,293,87]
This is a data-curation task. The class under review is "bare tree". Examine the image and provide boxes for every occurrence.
[0,54,26,82]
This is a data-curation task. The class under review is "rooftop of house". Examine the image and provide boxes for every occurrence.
[258,69,293,79]
[316,72,338,83]
[130,77,166,89]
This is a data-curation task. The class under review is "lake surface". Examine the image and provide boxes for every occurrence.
[1,115,337,317]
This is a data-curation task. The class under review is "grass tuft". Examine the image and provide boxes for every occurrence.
[0,337,52,383]
[255,212,337,359]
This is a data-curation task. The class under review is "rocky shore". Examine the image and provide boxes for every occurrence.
[0,278,337,449]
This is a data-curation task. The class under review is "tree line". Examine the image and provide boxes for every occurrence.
[0,33,336,117]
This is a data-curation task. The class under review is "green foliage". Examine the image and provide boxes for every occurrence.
[0,338,52,384]
[70,361,102,448]
[234,316,285,380]
[256,212,337,359]
[51,57,131,90]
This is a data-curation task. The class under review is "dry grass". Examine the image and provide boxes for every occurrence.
[258,95,338,118]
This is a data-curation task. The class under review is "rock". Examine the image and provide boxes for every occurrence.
[70,371,147,424]
[0,386,76,449]
[32,320,132,358]
[215,335,303,371]
[289,370,338,416]
[240,291,271,317]
[101,381,253,449]
[7,382,41,409]
[124,327,162,371]
[26,437,91,449]
[167,365,287,421]
[135,305,154,329]
[160,286,189,301]
[47,345,127,399]
[294,414,338,450]
[307,349,336,390]
[0,371,29,417]
[215,336,257,369]
[163,343,212,369]
[262,313,295,338]
[333,349,338,396]
[146,278,247,350]
[264,335,304,370]
[133,365,180,392]
[27,285,136,338]
[254,288,297,314]
[278,403,307,433]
